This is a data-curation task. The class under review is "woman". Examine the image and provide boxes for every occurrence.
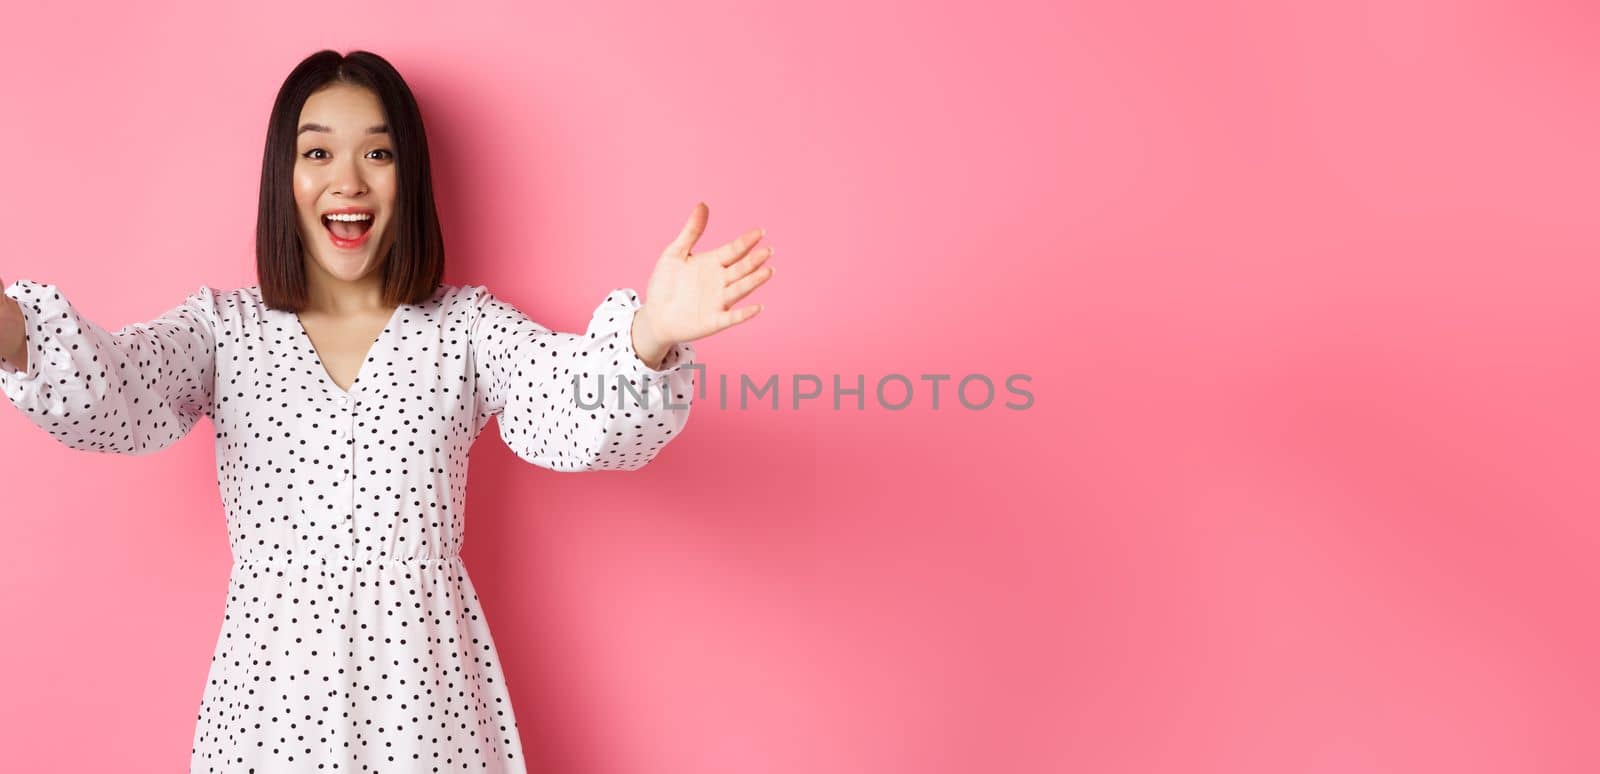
[0,49,774,772]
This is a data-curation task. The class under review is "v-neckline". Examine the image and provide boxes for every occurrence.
[289,303,404,397]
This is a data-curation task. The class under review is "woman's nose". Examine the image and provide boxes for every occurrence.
[330,160,368,197]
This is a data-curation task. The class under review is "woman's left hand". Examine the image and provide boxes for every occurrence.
[633,202,776,358]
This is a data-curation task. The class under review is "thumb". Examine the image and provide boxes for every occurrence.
[665,202,709,258]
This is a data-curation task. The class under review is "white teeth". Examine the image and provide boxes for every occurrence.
[324,213,373,222]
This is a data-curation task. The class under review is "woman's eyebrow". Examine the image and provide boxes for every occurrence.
[297,122,390,136]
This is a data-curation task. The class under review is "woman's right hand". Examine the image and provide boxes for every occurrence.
[0,273,26,370]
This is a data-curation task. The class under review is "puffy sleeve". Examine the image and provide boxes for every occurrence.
[469,284,697,471]
[0,279,217,456]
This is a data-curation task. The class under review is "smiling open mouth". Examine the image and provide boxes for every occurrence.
[322,213,375,248]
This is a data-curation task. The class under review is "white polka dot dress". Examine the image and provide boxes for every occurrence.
[1,279,697,773]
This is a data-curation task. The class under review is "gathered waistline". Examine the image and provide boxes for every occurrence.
[231,554,463,570]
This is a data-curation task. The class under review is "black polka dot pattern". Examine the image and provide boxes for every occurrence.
[1,279,697,772]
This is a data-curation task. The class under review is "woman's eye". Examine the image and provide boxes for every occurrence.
[298,148,390,161]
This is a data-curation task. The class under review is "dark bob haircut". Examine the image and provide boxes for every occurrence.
[256,49,444,311]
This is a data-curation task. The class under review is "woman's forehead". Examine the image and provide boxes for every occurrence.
[298,86,387,132]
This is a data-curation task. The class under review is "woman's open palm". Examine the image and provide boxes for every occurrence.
[640,203,775,346]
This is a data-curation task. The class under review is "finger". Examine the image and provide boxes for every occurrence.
[713,226,766,267]
[723,245,773,285]
[722,264,774,308]
[665,202,709,258]
[716,303,763,331]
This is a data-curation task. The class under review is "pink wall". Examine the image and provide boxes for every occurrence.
[2,1,1596,772]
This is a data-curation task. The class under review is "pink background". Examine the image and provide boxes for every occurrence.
[2,1,1596,772]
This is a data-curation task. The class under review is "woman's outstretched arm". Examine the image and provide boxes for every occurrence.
[466,202,775,472]
[470,285,698,471]
[0,275,218,455]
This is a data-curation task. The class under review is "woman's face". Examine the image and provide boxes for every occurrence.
[293,83,397,285]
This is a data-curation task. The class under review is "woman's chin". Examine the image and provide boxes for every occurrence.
[304,230,387,280]
[308,249,382,282]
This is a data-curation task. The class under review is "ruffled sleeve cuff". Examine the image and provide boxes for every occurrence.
[1,279,55,392]
[604,288,697,379]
